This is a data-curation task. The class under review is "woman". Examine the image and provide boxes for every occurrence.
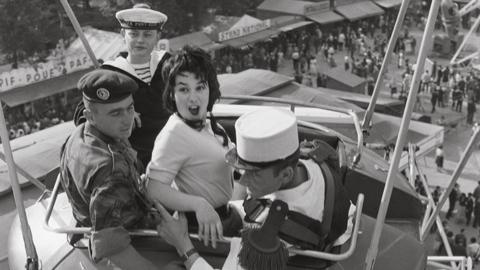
[146,46,240,248]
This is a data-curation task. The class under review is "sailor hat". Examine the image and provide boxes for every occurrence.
[78,69,138,104]
[226,108,299,170]
[116,7,168,30]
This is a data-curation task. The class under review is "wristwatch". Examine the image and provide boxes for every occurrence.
[181,247,198,262]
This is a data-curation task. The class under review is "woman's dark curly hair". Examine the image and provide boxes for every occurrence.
[162,45,228,146]
[162,45,220,113]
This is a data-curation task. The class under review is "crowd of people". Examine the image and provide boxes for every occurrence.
[425,181,480,264]
[213,11,400,89]
[4,91,80,141]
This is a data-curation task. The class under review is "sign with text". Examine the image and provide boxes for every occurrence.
[304,1,330,15]
[218,19,271,42]
[0,53,92,92]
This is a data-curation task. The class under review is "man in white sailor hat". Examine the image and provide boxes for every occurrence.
[75,3,173,169]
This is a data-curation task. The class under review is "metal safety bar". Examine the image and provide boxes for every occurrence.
[44,171,365,261]
[411,154,457,269]
[361,0,412,132]
[59,0,100,68]
[427,256,472,270]
[421,127,480,237]
[364,0,443,268]
[220,94,364,165]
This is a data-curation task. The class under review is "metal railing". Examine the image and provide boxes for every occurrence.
[407,139,479,270]
[427,256,473,270]
[220,94,364,165]
[44,174,365,262]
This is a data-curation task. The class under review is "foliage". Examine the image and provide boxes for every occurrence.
[0,0,265,67]
[0,0,71,67]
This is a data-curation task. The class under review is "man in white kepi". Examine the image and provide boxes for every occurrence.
[225,107,355,249]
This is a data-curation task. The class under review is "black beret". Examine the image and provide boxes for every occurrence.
[77,69,138,103]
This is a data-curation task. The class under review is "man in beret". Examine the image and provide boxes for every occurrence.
[76,3,171,169]
[61,69,161,269]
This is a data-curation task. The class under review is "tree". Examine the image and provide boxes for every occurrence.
[0,0,70,67]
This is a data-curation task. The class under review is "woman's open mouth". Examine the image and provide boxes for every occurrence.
[188,105,200,115]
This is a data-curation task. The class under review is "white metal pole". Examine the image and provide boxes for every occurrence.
[450,16,480,65]
[59,0,100,68]
[422,128,480,236]
[435,216,457,269]
[0,103,38,267]
[408,144,416,187]
[364,0,442,268]
[362,0,411,131]
[417,158,457,268]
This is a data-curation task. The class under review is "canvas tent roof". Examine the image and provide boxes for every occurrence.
[219,69,293,97]
[220,28,280,48]
[229,14,262,30]
[335,1,385,21]
[168,31,223,52]
[323,66,365,88]
[257,0,319,15]
[373,0,402,8]
[0,27,125,106]
[64,26,126,62]
[306,11,344,24]
[0,68,94,107]
[218,69,363,112]
[278,21,314,32]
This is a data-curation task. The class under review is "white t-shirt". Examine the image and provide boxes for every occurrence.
[146,114,233,207]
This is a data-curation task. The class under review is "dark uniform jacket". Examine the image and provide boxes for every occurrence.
[102,50,171,168]
[60,122,152,261]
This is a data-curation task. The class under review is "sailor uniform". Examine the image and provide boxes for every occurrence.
[115,7,167,30]
[102,50,171,167]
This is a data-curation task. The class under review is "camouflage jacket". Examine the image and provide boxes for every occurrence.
[60,122,152,260]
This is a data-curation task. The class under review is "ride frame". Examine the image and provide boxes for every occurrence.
[1,0,478,269]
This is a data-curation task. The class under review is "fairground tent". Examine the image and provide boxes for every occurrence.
[0,27,125,106]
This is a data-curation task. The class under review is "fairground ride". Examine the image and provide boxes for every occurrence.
[3,0,480,269]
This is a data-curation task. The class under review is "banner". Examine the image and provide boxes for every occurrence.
[0,53,92,92]
[218,19,271,42]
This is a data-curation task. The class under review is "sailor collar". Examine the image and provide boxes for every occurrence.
[103,50,166,83]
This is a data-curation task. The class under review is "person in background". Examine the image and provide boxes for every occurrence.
[455,228,467,247]
[467,237,480,263]
[465,193,474,226]
[446,183,459,220]
[435,145,444,173]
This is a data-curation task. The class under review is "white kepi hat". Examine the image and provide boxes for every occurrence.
[116,7,168,30]
[226,108,299,170]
